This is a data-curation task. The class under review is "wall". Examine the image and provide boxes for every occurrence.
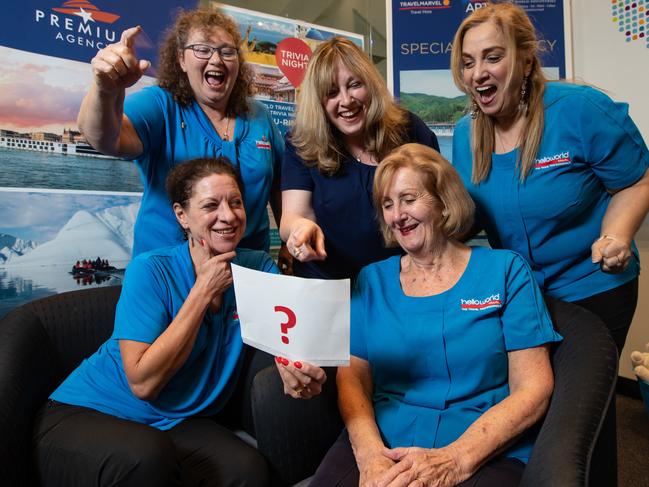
[570,0,649,379]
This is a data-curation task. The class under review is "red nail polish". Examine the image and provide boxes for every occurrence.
[200,239,206,246]
[281,358,289,366]
[275,356,282,363]
[294,361,302,369]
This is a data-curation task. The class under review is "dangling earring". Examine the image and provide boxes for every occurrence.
[518,76,529,115]
[470,98,479,119]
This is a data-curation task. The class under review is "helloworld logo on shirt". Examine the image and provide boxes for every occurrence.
[534,151,571,170]
[460,293,502,311]
[255,135,272,150]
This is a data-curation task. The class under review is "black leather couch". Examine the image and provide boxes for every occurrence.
[0,287,617,486]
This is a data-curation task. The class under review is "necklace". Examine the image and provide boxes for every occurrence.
[354,147,374,164]
[221,116,230,141]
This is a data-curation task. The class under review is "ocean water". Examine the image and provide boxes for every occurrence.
[0,265,123,319]
[0,148,143,192]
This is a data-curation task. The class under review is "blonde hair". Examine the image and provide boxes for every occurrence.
[373,143,475,247]
[290,37,408,176]
[450,2,546,183]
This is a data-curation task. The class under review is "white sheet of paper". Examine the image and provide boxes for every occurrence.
[231,264,350,366]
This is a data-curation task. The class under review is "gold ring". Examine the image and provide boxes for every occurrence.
[294,385,306,396]
[293,247,302,258]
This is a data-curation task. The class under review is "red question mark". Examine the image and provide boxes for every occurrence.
[274,305,296,344]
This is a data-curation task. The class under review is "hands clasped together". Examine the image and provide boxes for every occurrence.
[360,446,468,487]
[591,234,632,274]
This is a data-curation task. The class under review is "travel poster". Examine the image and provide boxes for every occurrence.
[387,0,570,163]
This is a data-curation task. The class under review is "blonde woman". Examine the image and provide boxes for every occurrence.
[280,37,439,279]
[450,2,649,355]
[450,5,649,485]
[311,144,560,487]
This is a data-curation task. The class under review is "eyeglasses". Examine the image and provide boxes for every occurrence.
[184,44,238,60]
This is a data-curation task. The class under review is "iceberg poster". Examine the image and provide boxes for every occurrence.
[0,189,140,318]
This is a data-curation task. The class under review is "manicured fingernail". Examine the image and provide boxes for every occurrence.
[275,356,282,363]
[281,358,289,366]
[200,239,206,246]
[294,361,302,369]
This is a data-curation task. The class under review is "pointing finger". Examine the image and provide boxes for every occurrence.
[120,26,142,48]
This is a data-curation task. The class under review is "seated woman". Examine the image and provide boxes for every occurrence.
[32,157,325,487]
[311,144,562,487]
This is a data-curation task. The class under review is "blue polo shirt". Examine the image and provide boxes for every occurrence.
[124,86,284,256]
[351,247,561,463]
[281,111,439,279]
[453,83,649,301]
[51,244,278,430]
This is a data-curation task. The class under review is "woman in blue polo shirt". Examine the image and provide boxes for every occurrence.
[450,3,649,355]
[77,8,283,257]
[280,37,439,279]
[33,158,325,487]
[310,144,560,487]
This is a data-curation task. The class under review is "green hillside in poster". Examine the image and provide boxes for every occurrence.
[399,92,468,125]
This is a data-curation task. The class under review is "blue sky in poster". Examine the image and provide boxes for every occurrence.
[0,0,198,71]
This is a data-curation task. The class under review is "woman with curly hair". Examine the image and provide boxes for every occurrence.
[280,37,439,279]
[77,8,283,257]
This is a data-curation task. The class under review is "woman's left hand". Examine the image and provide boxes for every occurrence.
[591,234,632,274]
[275,357,327,399]
[378,446,467,487]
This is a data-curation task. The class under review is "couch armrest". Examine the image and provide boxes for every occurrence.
[251,365,343,486]
[520,298,618,487]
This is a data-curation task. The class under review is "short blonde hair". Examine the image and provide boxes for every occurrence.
[291,37,407,176]
[373,143,475,246]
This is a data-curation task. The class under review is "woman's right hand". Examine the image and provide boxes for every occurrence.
[91,26,150,94]
[286,218,327,263]
[191,237,235,302]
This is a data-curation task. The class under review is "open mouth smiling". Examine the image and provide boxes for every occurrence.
[205,70,225,87]
[475,85,497,103]
[398,223,418,235]
[339,107,362,120]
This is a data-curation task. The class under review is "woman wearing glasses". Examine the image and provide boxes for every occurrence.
[77,8,283,257]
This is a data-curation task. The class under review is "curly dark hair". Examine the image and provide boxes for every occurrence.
[157,8,253,115]
[166,157,245,209]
